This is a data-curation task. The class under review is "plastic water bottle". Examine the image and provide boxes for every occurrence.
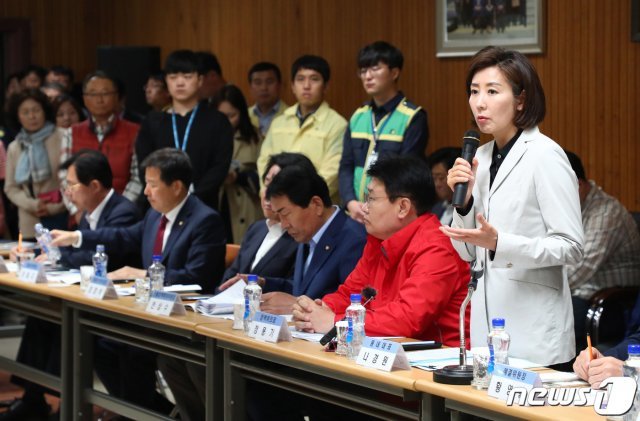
[487,318,510,373]
[92,245,108,277]
[243,275,262,334]
[623,344,640,421]
[34,223,61,263]
[345,293,366,360]
[148,255,165,292]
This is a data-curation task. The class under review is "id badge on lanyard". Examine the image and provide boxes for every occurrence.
[365,150,379,170]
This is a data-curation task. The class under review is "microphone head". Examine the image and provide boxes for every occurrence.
[463,130,480,147]
[361,286,377,301]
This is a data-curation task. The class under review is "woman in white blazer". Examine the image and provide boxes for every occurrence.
[441,46,584,366]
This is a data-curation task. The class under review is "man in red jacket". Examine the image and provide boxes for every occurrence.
[293,155,470,346]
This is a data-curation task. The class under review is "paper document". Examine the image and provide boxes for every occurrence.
[190,280,246,315]
[289,327,323,343]
[47,271,81,285]
[164,284,202,292]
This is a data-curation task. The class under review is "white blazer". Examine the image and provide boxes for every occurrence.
[451,127,584,365]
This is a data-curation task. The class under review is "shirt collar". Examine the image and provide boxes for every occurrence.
[370,91,404,114]
[309,206,339,248]
[89,114,116,137]
[265,219,285,235]
[253,100,282,118]
[164,193,190,224]
[86,189,115,228]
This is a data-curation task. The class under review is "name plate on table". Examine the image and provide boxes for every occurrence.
[18,261,47,283]
[0,257,9,273]
[146,290,186,316]
[488,363,542,402]
[356,338,411,372]
[247,311,292,343]
[85,276,118,300]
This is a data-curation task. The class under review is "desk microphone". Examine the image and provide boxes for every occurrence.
[319,286,377,346]
[433,261,484,385]
[452,130,480,208]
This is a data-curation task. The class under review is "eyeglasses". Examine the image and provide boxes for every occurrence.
[62,180,82,191]
[83,91,117,98]
[358,65,384,78]
[364,192,388,206]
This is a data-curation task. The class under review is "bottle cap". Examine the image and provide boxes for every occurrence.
[152,254,161,262]
[34,223,43,231]
[629,344,640,355]
[491,318,505,328]
[350,293,362,303]
[96,244,105,252]
[247,274,258,283]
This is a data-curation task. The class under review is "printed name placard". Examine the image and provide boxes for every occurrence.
[0,256,9,273]
[247,311,292,343]
[18,261,47,284]
[488,363,542,402]
[356,337,411,372]
[146,290,186,316]
[85,276,118,300]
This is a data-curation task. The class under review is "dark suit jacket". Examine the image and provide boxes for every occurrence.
[81,195,225,293]
[222,219,297,284]
[60,192,140,271]
[263,210,367,299]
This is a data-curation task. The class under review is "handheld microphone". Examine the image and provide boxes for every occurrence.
[452,130,480,208]
[319,286,377,346]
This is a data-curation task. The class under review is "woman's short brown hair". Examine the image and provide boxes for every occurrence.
[466,46,545,129]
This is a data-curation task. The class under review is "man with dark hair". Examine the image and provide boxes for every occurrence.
[60,70,142,218]
[45,65,74,92]
[144,73,171,112]
[564,150,640,351]
[339,41,429,224]
[51,148,225,412]
[195,51,226,101]
[18,65,47,90]
[247,61,288,136]
[1,150,140,421]
[294,155,470,345]
[428,147,462,226]
[52,147,225,290]
[257,55,347,204]
[136,49,234,211]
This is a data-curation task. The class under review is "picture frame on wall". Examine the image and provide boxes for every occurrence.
[436,0,545,58]
[633,0,640,42]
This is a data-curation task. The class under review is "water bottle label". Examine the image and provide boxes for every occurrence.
[85,275,118,300]
[356,337,411,372]
[17,261,47,284]
[246,311,292,343]
[146,290,186,316]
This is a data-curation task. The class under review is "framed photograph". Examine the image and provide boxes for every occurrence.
[436,0,545,58]
[633,0,640,42]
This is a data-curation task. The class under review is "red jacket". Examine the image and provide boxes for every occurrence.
[71,118,139,194]
[322,213,470,347]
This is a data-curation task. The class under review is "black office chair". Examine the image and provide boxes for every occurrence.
[586,286,640,351]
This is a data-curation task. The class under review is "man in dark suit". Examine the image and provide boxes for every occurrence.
[1,150,141,421]
[52,148,226,292]
[52,148,226,413]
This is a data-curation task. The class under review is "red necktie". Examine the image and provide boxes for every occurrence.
[153,216,168,256]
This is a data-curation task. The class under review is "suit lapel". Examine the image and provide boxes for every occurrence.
[489,136,528,198]
[161,196,193,263]
[292,243,305,292]
[96,194,116,229]
[296,211,344,295]
[241,223,268,273]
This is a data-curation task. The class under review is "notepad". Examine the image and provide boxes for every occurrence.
[189,280,246,315]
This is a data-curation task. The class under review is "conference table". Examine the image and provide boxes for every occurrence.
[0,271,606,420]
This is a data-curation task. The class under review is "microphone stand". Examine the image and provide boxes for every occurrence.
[433,262,483,385]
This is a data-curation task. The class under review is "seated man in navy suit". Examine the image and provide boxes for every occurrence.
[157,152,310,421]
[52,148,226,413]
[1,150,141,421]
[220,163,367,314]
[52,147,226,292]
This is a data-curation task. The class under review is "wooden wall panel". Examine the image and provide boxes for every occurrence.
[1,0,639,210]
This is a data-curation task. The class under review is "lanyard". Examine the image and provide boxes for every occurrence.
[172,104,199,151]
[370,106,397,152]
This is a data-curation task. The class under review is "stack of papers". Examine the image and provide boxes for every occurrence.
[191,280,246,316]
[407,348,543,371]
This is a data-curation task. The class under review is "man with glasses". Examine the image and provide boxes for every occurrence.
[294,155,469,345]
[60,71,142,223]
[1,150,140,421]
[339,41,429,224]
